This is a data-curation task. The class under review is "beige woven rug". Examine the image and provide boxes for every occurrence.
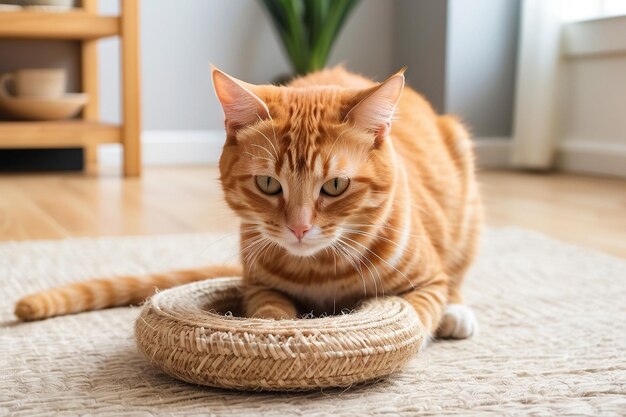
[1,228,625,416]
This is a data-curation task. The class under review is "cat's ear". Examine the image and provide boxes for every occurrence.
[212,67,270,133]
[344,69,405,139]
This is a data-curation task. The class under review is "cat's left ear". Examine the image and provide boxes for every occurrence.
[344,69,405,140]
[212,67,270,134]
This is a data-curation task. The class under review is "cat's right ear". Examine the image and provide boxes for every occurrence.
[212,67,270,133]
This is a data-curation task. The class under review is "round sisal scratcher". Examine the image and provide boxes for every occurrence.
[135,277,424,391]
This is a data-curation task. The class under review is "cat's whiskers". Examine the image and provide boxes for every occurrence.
[223,240,262,273]
[340,239,379,299]
[340,227,402,248]
[241,236,272,278]
[262,113,280,158]
[240,235,267,265]
[330,240,367,298]
[249,239,274,272]
[323,243,343,316]
[337,237,383,300]
[240,234,265,254]
[250,121,279,160]
[240,244,261,269]
[341,235,415,291]
[329,246,338,315]
[250,144,276,161]
[335,238,377,299]
[349,239,385,298]
[261,240,278,265]
[242,152,274,163]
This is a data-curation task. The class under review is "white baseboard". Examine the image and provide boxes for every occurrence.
[101,132,626,178]
[99,130,225,166]
[101,131,517,169]
[557,140,626,178]
[473,137,512,169]
[473,137,626,177]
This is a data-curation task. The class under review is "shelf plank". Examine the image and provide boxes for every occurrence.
[0,121,121,148]
[0,11,119,39]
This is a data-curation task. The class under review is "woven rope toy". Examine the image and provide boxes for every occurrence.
[135,277,424,391]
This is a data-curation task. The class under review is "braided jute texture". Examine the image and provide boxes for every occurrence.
[135,277,424,391]
[2,228,625,415]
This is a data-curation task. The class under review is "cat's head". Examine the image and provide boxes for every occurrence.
[213,67,404,258]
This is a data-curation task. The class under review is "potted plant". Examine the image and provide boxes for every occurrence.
[260,0,360,80]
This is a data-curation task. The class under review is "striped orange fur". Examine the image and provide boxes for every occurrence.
[15,265,242,321]
[15,67,482,339]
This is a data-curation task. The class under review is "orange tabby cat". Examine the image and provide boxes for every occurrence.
[15,66,482,339]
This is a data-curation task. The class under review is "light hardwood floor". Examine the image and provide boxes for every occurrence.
[0,167,624,258]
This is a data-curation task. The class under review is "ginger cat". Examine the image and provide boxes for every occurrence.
[15,67,482,339]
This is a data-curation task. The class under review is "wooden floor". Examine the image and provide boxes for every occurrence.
[0,167,624,258]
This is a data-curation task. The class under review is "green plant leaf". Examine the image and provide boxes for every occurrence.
[303,0,327,46]
[259,0,360,75]
[309,0,358,70]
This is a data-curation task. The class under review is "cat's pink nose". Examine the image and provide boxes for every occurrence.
[288,224,311,240]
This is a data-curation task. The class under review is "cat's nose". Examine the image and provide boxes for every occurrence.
[286,205,313,240]
[288,224,311,240]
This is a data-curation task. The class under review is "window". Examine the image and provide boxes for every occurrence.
[561,0,626,22]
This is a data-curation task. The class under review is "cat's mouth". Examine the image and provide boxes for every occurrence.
[282,240,329,257]
[259,225,331,258]
[260,226,335,258]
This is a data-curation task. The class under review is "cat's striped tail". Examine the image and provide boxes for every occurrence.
[14,265,242,321]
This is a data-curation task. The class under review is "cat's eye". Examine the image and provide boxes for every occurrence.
[321,177,350,196]
[255,175,282,195]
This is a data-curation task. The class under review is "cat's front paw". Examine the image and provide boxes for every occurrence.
[436,304,477,339]
[249,304,297,320]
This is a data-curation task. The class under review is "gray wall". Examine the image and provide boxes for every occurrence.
[98,0,394,129]
[446,0,520,137]
[393,0,520,137]
[393,0,448,113]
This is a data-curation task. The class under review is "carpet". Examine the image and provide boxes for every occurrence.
[1,228,625,416]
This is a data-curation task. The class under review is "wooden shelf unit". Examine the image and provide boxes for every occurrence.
[0,11,120,39]
[0,121,121,147]
[0,0,141,176]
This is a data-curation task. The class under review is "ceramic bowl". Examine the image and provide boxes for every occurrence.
[0,71,87,120]
[0,94,88,120]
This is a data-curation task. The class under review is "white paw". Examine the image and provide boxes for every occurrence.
[436,304,477,339]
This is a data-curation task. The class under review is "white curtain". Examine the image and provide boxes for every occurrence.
[511,0,626,169]
[511,0,563,169]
